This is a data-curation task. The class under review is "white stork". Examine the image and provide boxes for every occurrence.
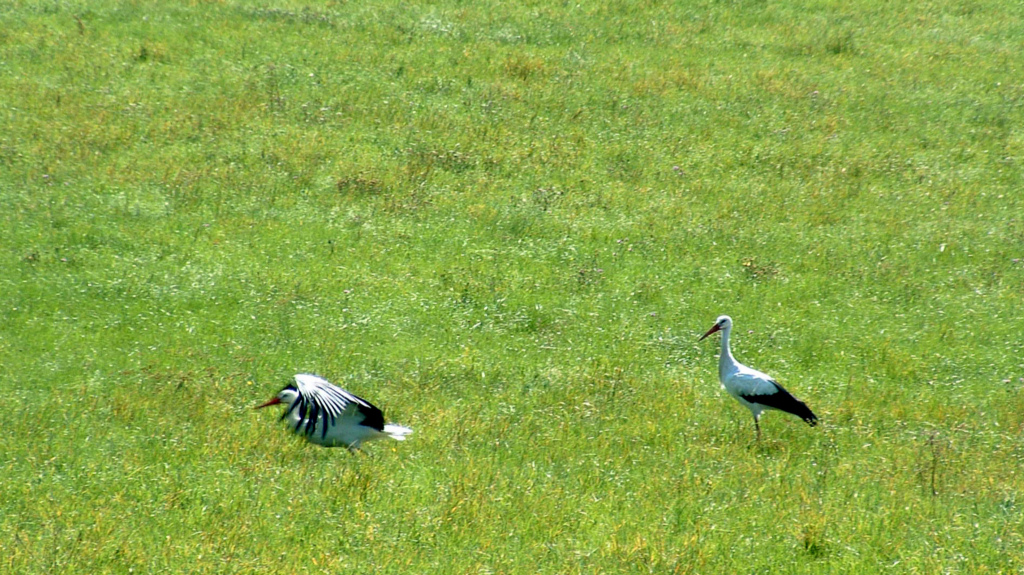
[699,315,818,439]
[256,374,412,451]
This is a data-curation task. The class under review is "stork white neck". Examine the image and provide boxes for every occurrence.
[717,320,738,379]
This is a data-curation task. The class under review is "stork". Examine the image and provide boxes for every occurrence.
[699,315,818,439]
[256,374,412,451]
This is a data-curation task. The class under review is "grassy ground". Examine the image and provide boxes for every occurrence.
[2,0,1023,572]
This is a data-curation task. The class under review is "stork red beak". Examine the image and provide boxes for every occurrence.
[698,324,721,341]
[255,397,282,409]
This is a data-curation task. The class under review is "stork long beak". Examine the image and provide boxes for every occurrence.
[255,397,283,409]
[698,324,721,341]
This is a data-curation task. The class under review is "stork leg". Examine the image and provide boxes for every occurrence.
[754,416,761,441]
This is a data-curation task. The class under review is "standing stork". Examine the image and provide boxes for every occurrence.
[256,374,412,451]
[699,315,818,439]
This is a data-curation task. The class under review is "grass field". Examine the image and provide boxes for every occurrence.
[2,0,1023,572]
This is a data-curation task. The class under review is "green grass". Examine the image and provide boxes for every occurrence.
[2,0,1023,572]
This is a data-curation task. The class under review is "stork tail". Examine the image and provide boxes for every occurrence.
[383,424,413,441]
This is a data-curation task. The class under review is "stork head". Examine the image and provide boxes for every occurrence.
[698,315,732,341]
[255,385,300,409]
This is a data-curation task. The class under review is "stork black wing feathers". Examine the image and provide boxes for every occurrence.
[738,380,818,426]
[290,375,387,434]
[356,403,385,432]
[304,402,319,437]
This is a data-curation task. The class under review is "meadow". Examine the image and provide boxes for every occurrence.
[1,0,1023,572]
